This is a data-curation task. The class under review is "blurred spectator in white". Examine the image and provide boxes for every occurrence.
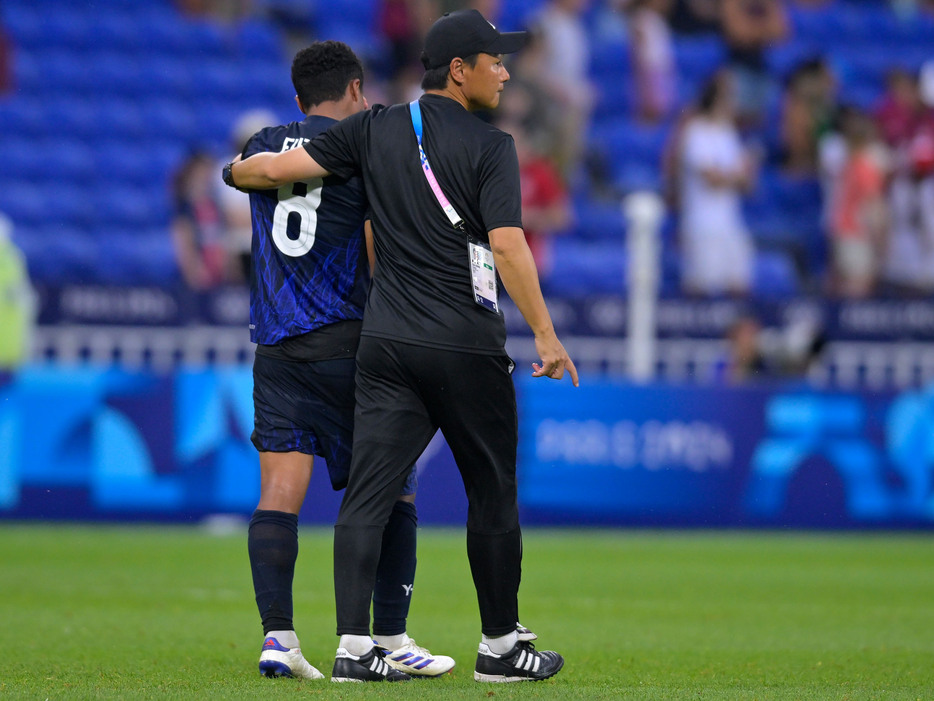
[220,109,276,283]
[780,56,837,175]
[497,117,572,281]
[528,0,595,178]
[676,71,759,297]
[826,108,888,298]
[669,0,719,34]
[171,151,231,291]
[874,67,934,294]
[626,0,678,125]
[719,0,789,130]
[0,213,35,370]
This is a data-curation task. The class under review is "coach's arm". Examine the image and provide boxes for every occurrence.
[225,147,330,191]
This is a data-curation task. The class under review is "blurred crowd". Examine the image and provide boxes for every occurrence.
[156,0,934,305]
[1,0,930,309]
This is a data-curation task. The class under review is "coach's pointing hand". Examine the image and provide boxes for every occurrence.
[532,332,579,386]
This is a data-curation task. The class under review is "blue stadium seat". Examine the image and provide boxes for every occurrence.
[572,200,626,243]
[589,118,672,194]
[542,239,627,296]
[102,230,179,285]
[753,250,800,298]
[18,225,100,283]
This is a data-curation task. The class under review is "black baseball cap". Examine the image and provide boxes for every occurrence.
[421,9,528,70]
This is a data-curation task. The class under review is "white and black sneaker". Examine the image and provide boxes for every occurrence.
[516,622,538,642]
[331,646,412,682]
[474,640,564,683]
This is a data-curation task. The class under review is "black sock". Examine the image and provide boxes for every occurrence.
[248,509,299,634]
[372,500,418,636]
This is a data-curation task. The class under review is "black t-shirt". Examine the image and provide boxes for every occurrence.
[304,94,523,355]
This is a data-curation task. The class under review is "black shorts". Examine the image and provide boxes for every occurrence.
[252,353,417,494]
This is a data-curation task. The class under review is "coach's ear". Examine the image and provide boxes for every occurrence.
[295,95,309,114]
[448,57,467,86]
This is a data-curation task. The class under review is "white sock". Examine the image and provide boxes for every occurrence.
[266,630,299,648]
[373,633,407,650]
[482,630,518,655]
[339,634,374,656]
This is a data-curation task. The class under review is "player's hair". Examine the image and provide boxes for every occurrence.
[420,52,480,90]
[292,40,364,108]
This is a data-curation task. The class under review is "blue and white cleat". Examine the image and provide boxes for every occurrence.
[258,636,325,679]
[380,635,455,677]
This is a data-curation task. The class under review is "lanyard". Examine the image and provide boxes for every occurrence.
[409,100,464,231]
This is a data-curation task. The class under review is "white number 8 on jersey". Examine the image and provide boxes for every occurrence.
[271,179,323,257]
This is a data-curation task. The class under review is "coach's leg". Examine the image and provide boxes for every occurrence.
[437,353,522,639]
[333,339,436,642]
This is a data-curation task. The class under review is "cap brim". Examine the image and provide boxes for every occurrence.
[485,30,528,56]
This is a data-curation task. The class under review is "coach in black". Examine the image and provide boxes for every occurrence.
[227,9,578,683]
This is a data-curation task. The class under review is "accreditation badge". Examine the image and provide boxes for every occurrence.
[468,239,498,313]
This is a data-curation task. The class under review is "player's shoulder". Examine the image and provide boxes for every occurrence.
[244,117,334,156]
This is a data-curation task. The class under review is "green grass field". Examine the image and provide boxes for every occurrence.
[1,524,932,700]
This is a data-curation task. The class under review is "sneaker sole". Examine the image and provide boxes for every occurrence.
[330,677,363,683]
[473,658,564,683]
[259,660,295,678]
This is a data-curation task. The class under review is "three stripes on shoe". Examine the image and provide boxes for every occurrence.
[386,650,436,671]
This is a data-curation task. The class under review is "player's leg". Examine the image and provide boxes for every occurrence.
[250,451,324,679]
[372,485,455,677]
[249,353,338,680]
[434,351,563,683]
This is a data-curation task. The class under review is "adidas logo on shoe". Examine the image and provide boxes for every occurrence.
[474,640,564,683]
[331,646,411,682]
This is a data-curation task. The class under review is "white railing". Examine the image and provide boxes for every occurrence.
[28,325,934,390]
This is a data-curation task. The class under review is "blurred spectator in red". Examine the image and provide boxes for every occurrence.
[874,68,934,294]
[875,68,934,149]
[0,15,12,95]
[676,71,759,297]
[498,118,572,280]
[171,151,231,291]
[174,0,252,20]
[528,0,595,178]
[719,0,789,130]
[780,56,837,174]
[827,108,888,298]
[379,0,438,82]
[627,0,678,124]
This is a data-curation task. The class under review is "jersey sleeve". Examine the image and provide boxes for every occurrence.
[303,111,367,181]
[477,133,524,232]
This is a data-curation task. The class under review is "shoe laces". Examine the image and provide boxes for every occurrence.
[399,637,431,657]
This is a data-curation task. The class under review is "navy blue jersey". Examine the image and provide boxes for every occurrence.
[243,115,369,345]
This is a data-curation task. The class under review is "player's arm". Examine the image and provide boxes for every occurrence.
[488,226,578,386]
[225,147,330,190]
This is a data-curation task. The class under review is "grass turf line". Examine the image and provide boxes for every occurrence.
[0,524,932,700]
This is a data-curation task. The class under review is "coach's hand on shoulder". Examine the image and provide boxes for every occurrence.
[531,332,579,387]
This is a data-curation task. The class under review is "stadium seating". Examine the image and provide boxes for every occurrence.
[0,0,927,296]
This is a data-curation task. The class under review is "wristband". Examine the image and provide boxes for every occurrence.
[222,161,240,190]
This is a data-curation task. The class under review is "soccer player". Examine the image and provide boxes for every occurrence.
[225,10,577,683]
[236,41,453,680]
